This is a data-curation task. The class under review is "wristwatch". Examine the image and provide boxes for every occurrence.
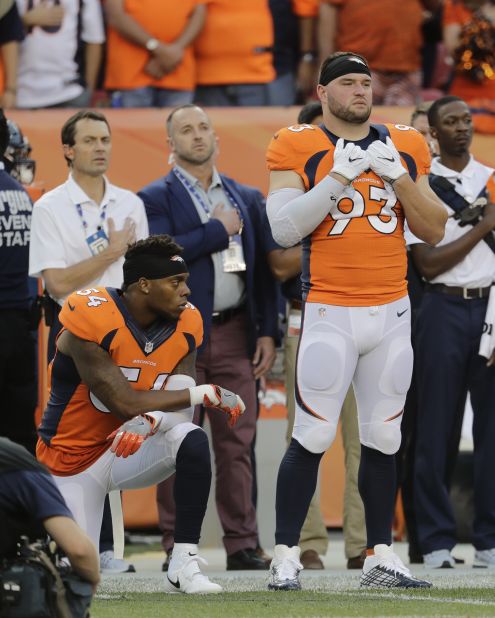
[300,51,317,63]
[145,38,160,52]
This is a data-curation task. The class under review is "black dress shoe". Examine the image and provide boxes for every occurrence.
[227,548,269,570]
[255,545,272,567]
[161,549,172,572]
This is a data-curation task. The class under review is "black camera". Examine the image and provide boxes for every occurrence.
[0,538,93,618]
[454,196,487,227]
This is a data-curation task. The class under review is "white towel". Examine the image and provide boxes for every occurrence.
[479,285,495,359]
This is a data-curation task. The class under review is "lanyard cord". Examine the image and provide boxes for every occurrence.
[172,166,243,224]
[74,201,109,233]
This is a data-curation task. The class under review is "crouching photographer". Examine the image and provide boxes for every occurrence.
[0,438,99,617]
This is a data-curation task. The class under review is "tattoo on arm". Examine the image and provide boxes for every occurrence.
[171,350,197,381]
[60,330,134,415]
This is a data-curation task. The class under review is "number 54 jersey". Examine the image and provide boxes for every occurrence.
[266,123,431,307]
[37,287,203,476]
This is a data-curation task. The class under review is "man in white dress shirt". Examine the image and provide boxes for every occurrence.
[29,110,148,574]
[407,96,495,570]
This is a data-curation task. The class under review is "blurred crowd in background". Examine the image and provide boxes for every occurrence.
[0,0,494,131]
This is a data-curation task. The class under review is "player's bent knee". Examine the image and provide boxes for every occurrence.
[379,337,413,396]
[298,336,346,393]
[362,422,401,455]
[176,427,210,469]
[295,422,337,454]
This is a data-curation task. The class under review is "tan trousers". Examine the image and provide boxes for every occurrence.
[285,316,366,558]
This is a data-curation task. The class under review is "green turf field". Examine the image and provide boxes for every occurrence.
[92,588,495,618]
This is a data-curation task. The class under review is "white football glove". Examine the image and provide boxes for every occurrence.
[331,138,370,182]
[367,136,408,184]
[107,414,160,458]
[189,384,245,427]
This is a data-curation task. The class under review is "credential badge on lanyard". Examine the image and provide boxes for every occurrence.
[173,167,247,272]
[75,202,109,256]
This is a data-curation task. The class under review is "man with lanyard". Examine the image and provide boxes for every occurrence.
[139,104,279,571]
[265,51,446,590]
[408,95,495,569]
[28,109,148,574]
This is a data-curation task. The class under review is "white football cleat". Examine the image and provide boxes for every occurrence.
[268,544,303,591]
[99,550,135,574]
[423,549,455,568]
[164,544,222,594]
[474,548,495,568]
[360,544,432,588]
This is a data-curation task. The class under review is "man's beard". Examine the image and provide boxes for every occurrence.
[178,143,215,165]
[328,96,371,124]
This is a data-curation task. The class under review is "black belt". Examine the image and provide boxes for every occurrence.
[425,283,491,299]
[211,304,245,325]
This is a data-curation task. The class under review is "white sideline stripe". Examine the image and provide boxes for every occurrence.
[346,591,495,607]
[109,489,125,560]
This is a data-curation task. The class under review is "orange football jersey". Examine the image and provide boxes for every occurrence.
[266,123,431,306]
[37,287,203,476]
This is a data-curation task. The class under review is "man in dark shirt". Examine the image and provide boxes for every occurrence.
[0,437,99,587]
[0,108,37,452]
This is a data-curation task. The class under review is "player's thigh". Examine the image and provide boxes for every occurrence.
[110,422,201,490]
[53,462,109,549]
[293,303,358,453]
[353,305,413,455]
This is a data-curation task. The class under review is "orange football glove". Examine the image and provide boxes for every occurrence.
[202,385,246,427]
[107,414,160,458]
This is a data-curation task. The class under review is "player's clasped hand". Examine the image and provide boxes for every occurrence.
[203,385,245,427]
[189,384,245,427]
[107,414,160,458]
[331,137,370,182]
[367,136,408,184]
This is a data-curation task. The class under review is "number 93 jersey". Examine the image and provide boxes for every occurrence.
[37,287,203,476]
[266,123,431,306]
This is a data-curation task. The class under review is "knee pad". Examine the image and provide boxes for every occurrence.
[297,332,346,393]
[362,416,402,455]
[378,336,413,396]
[294,420,338,454]
[159,374,196,431]
[176,428,211,474]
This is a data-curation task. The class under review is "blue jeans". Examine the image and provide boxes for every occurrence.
[114,87,193,108]
[266,72,296,106]
[194,83,270,107]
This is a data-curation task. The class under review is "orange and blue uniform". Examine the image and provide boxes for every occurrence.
[37,287,202,476]
[266,123,430,306]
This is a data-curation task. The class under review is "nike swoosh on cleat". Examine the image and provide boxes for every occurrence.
[349,156,363,162]
[378,156,395,162]
[167,575,181,589]
[188,552,197,557]
[397,309,408,317]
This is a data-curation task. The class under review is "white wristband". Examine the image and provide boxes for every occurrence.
[148,375,198,432]
[188,384,215,406]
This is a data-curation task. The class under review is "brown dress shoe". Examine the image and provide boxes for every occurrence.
[347,549,366,570]
[300,549,324,570]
